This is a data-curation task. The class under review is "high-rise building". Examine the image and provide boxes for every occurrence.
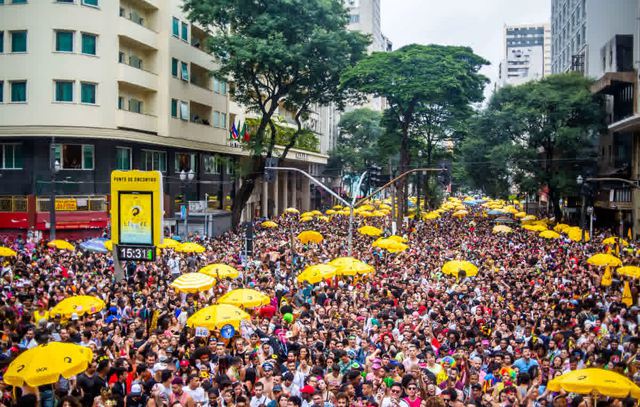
[551,0,636,76]
[0,0,325,236]
[498,24,551,87]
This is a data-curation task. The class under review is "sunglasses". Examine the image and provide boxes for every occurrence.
[407,387,417,390]
[391,390,402,394]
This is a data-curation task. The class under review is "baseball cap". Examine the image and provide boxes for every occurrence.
[71,313,79,321]
[300,385,315,394]
[130,384,142,396]
[273,385,283,392]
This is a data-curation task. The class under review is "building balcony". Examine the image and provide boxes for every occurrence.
[118,63,158,91]
[594,188,634,211]
[169,119,227,145]
[118,15,158,50]
[116,109,158,134]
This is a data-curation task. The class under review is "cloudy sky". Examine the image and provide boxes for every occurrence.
[380,0,551,97]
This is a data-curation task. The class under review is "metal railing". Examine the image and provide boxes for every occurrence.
[0,196,27,212]
[36,195,108,212]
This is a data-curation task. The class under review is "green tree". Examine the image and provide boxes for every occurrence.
[341,44,489,227]
[184,0,369,228]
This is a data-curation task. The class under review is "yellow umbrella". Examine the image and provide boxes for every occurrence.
[547,368,640,399]
[261,221,278,228]
[50,295,106,318]
[157,238,180,249]
[300,216,314,222]
[379,204,391,210]
[587,253,622,267]
[617,266,640,279]
[301,211,315,218]
[318,216,330,222]
[170,273,216,293]
[187,304,250,330]
[358,204,375,211]
[514,211,527,218]
[603,237,629,246]
[553,223,570,233]
[453,210,468,218]
[176,242,206,253]
[297,230,324,244]
[297,264,337,284]
[311,210,322,216]
[520,215,537,222]
[523,224,548,232]
[199,264,240,279]
[422,212,440,220]
[387,235,408,243]
[568,228,590,242]
[329,257,375,276]
[385,241,409,253]
[492,225,513,234]
[442,260,478,278]
[4,342,93,387]
[358,225,383,237]
[325,209,336,215]
[332,205,343,210]
[103,240,113,251]
[0,247,17,257]
[539,230,561,239]
[47,240,75,251]
[218,288,270,308]
[284,208,300,214]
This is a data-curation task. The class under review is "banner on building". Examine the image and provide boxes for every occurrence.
[55,198,77,211]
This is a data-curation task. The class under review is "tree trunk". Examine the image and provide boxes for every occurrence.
[396,130,410,231]
[230,157,265,230]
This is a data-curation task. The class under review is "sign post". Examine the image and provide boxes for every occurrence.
[111,170,164,281]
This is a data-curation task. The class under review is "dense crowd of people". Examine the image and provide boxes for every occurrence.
[0,203,639,407]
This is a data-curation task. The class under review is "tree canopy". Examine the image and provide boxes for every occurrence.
[184,0,369,227]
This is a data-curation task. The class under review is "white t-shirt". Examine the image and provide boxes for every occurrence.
[184,385,208,407]
[381,397,409,407]
[250,395,272,407]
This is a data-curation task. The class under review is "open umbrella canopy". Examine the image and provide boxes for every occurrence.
[514,211,527,218]
[175,242,206,253]
[520,215,537,222]
[329,257,375,276]
[300,211,315,218]
[157,238,180,249]
[261,221,278,228]
[539,230,561,239]
[170,273,216,293]
[284,208,300,214]
[554,223,570,233]
[79,238,108,253]
[453,210,469,218]
[187,304,250,330]
[487,209,507,215]
[523,224,548,232]
[422,212,440,220]
[297,264,337,284]
[386,241,409,253]
[217,289,270,308]
[358,225,383,237]
[4,342,93,387]
[300,216,314,222]
[442,260,478,278]
[47,240,75,251]
[617,266,640,278]
[325,209,336,215]
[587,253,622,267]
[603,236,629,246]
[566,227,590,242]
[199,264,240,279]
[297,230,324,244]
[104,240,113,251]
[492,225,513,234]
[547,368,640,399]
[0,247,18,257]
[387,235,408,243]
[50,295,106,318]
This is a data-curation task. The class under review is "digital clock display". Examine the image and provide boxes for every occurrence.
[116,245,156,261]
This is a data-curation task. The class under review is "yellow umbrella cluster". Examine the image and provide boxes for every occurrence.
[217,289,270,308]
[329,257,375,276]
[547,368,640,399]
[618,266,640,279]
[297,230,324,244]
[170,273,216,293]
[358,225,383,237]
[176,242,206,253]
[50,295,106,318]
[442,260,478,278]
[157,238,180,249]
[261,220,278,228]
[587,253,622,267]
[539,230,561,239]
[453,210,469,218]
[297,264,337,284]
[603,237,629,246]
[47,240,75,251]
[199,264,240,279]
[373,238,408,253]
[187,304,250,330]
[523,224,547,232]
[0,247,17,257]
[492,225,513,234]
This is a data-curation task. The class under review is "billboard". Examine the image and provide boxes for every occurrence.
[111,170,163,247]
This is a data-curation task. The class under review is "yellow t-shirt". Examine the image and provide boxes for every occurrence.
[34,310,49,324]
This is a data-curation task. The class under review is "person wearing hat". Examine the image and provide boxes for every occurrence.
[299,385,315,407]
[259,362,276,396]
[126,383,148,407]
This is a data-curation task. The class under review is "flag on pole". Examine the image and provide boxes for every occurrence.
[242,122,250,142]
[622,280,633,306]
[231,122,239,140]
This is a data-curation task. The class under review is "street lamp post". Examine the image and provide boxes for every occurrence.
[416,151,423,218]
[49,138,61,240]
[577,175,586,243]
[180,169,195,238]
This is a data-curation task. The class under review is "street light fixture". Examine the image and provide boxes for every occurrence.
[577,175,586,242]
[180,169,195,237]
[49,152,61,240]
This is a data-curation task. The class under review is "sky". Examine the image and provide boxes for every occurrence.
[380,0,551,98]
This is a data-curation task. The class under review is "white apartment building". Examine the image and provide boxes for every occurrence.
[498,24,551,87]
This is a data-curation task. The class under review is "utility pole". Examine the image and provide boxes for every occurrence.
[49,136,60,240]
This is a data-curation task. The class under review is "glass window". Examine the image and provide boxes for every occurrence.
[82,0,98,6]
[1,144,23,170]
[11,30,27,53]
[204,155,222,174]
[180,62,189,81]
[57,0,75,3]
[0,81,3,103]
[175,152,195,172]
[170,99,177,118]
[181,22,188,41]
[115,147,131,170]
[12,0,27,4]
[213,111,220,128]
[171,58,178,77]
[55,30,73,52]
[213,79,219,93]
[81,33,96,55]
[0,32,4,53]
[172,17,180,37]
[55,80,74,102]
[80,82,96,104]
[179,101,188,120]
[128,98,143,113]
[141,150,166,171]
[220,81,227,95]
[58,144,93,169]
[226,159,234,175]
[82,145,94,169]
[220,112,226,129]
[10,81,26,102]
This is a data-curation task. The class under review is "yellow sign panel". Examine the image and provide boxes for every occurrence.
[55,199,77,211]
[110,170,163,246]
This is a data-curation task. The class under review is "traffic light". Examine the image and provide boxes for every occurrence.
[264,157,278,182]
[368,165,383,186]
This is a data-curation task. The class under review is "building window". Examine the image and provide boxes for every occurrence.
[11,30,27,53]
[0,81,3,102]
[181,22,188,41]
[204,154,222,174]
[175,152,196,172]
[349,14,360,24]
[213,111,220,128]
[115,147,131,170]
[141,150,167,172]
[56,0,75,3]
[10,81,26,102]
[172,17,180,37]
[11,0,28,3]
[54,144,94,169]
[171,58,178,77]
[80,82,96,104]
[179,101,189,120]
[54,80,74,102]
[128,98,143,113]
[55,30,73,52]
[220,112,226,129]
[81,33,96,55]
[180,62,189,81]
[0,32,4,53]
[82,0,98,6]
[219,80,227,95]
[226,159,234,175]
[170,99,178,118]
[1,144,23,170]
[213,79,227,94]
